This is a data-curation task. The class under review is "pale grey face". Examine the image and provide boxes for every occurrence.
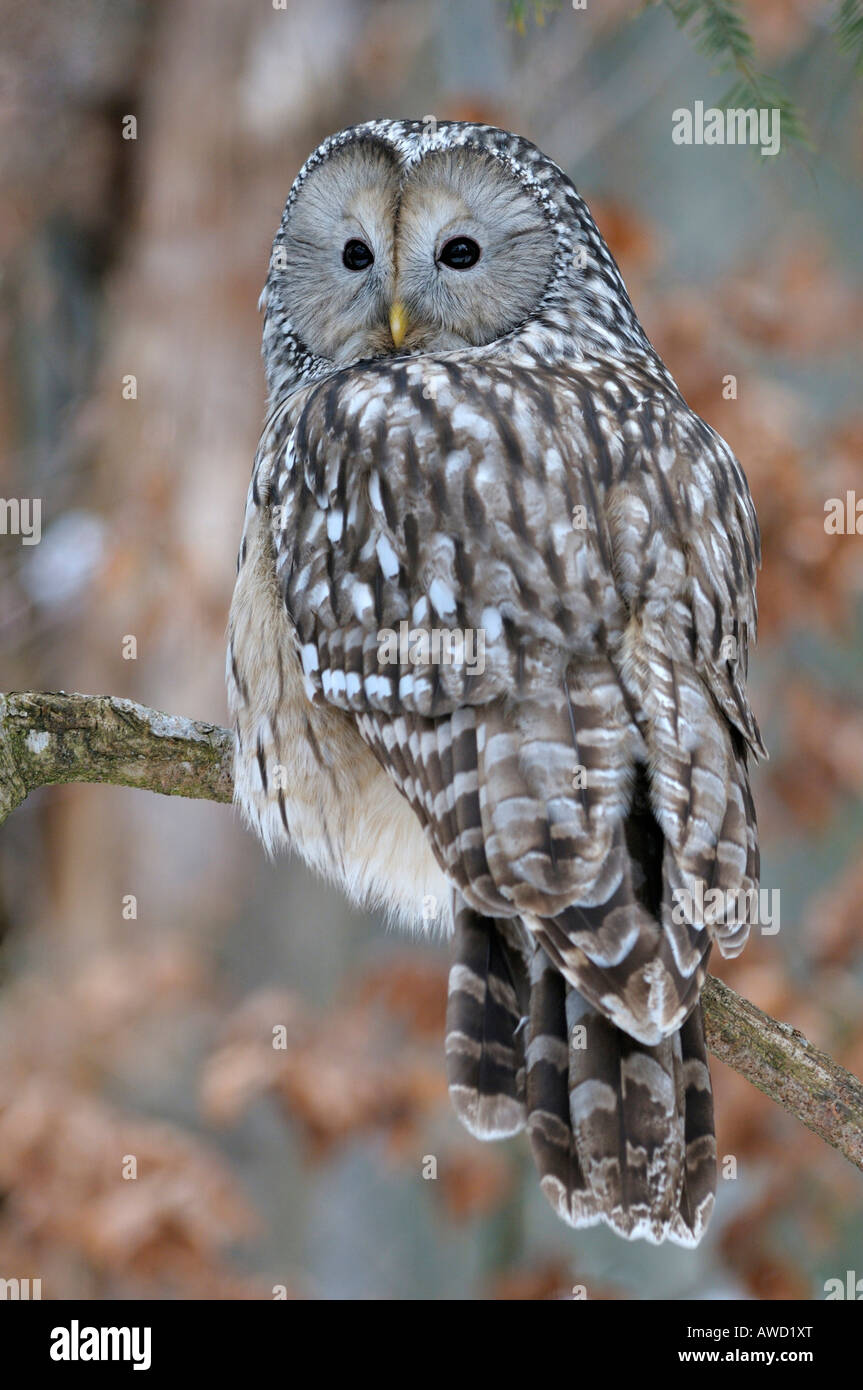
[272,137,557,364]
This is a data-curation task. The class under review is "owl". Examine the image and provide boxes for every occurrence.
[227,119,763,1248]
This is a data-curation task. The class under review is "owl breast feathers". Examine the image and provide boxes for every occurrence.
[227,119,763,1248]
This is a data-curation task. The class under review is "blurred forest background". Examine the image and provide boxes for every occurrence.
[1,0,862,1301]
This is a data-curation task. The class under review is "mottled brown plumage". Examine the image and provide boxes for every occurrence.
[227,119,763,1246]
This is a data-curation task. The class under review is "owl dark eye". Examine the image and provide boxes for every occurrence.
[439,236,481,270]
[342,238,374,271]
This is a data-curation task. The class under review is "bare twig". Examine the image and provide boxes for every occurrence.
[2,688,862,1171]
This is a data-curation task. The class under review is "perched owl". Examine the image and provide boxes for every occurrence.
[227,119,762,1247]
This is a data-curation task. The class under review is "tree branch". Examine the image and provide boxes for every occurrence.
[0,690,233,825]
[701,975,863,1168]
[2,689,862,1171]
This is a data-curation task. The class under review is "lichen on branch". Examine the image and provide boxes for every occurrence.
[0,689,233,826]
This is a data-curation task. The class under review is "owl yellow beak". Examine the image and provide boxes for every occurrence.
[389,300,409,350]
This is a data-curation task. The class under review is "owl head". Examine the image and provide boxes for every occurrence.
[261,120,653,400]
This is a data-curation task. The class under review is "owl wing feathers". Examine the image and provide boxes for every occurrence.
[272,351,759,990]
[260,350,761,1242]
